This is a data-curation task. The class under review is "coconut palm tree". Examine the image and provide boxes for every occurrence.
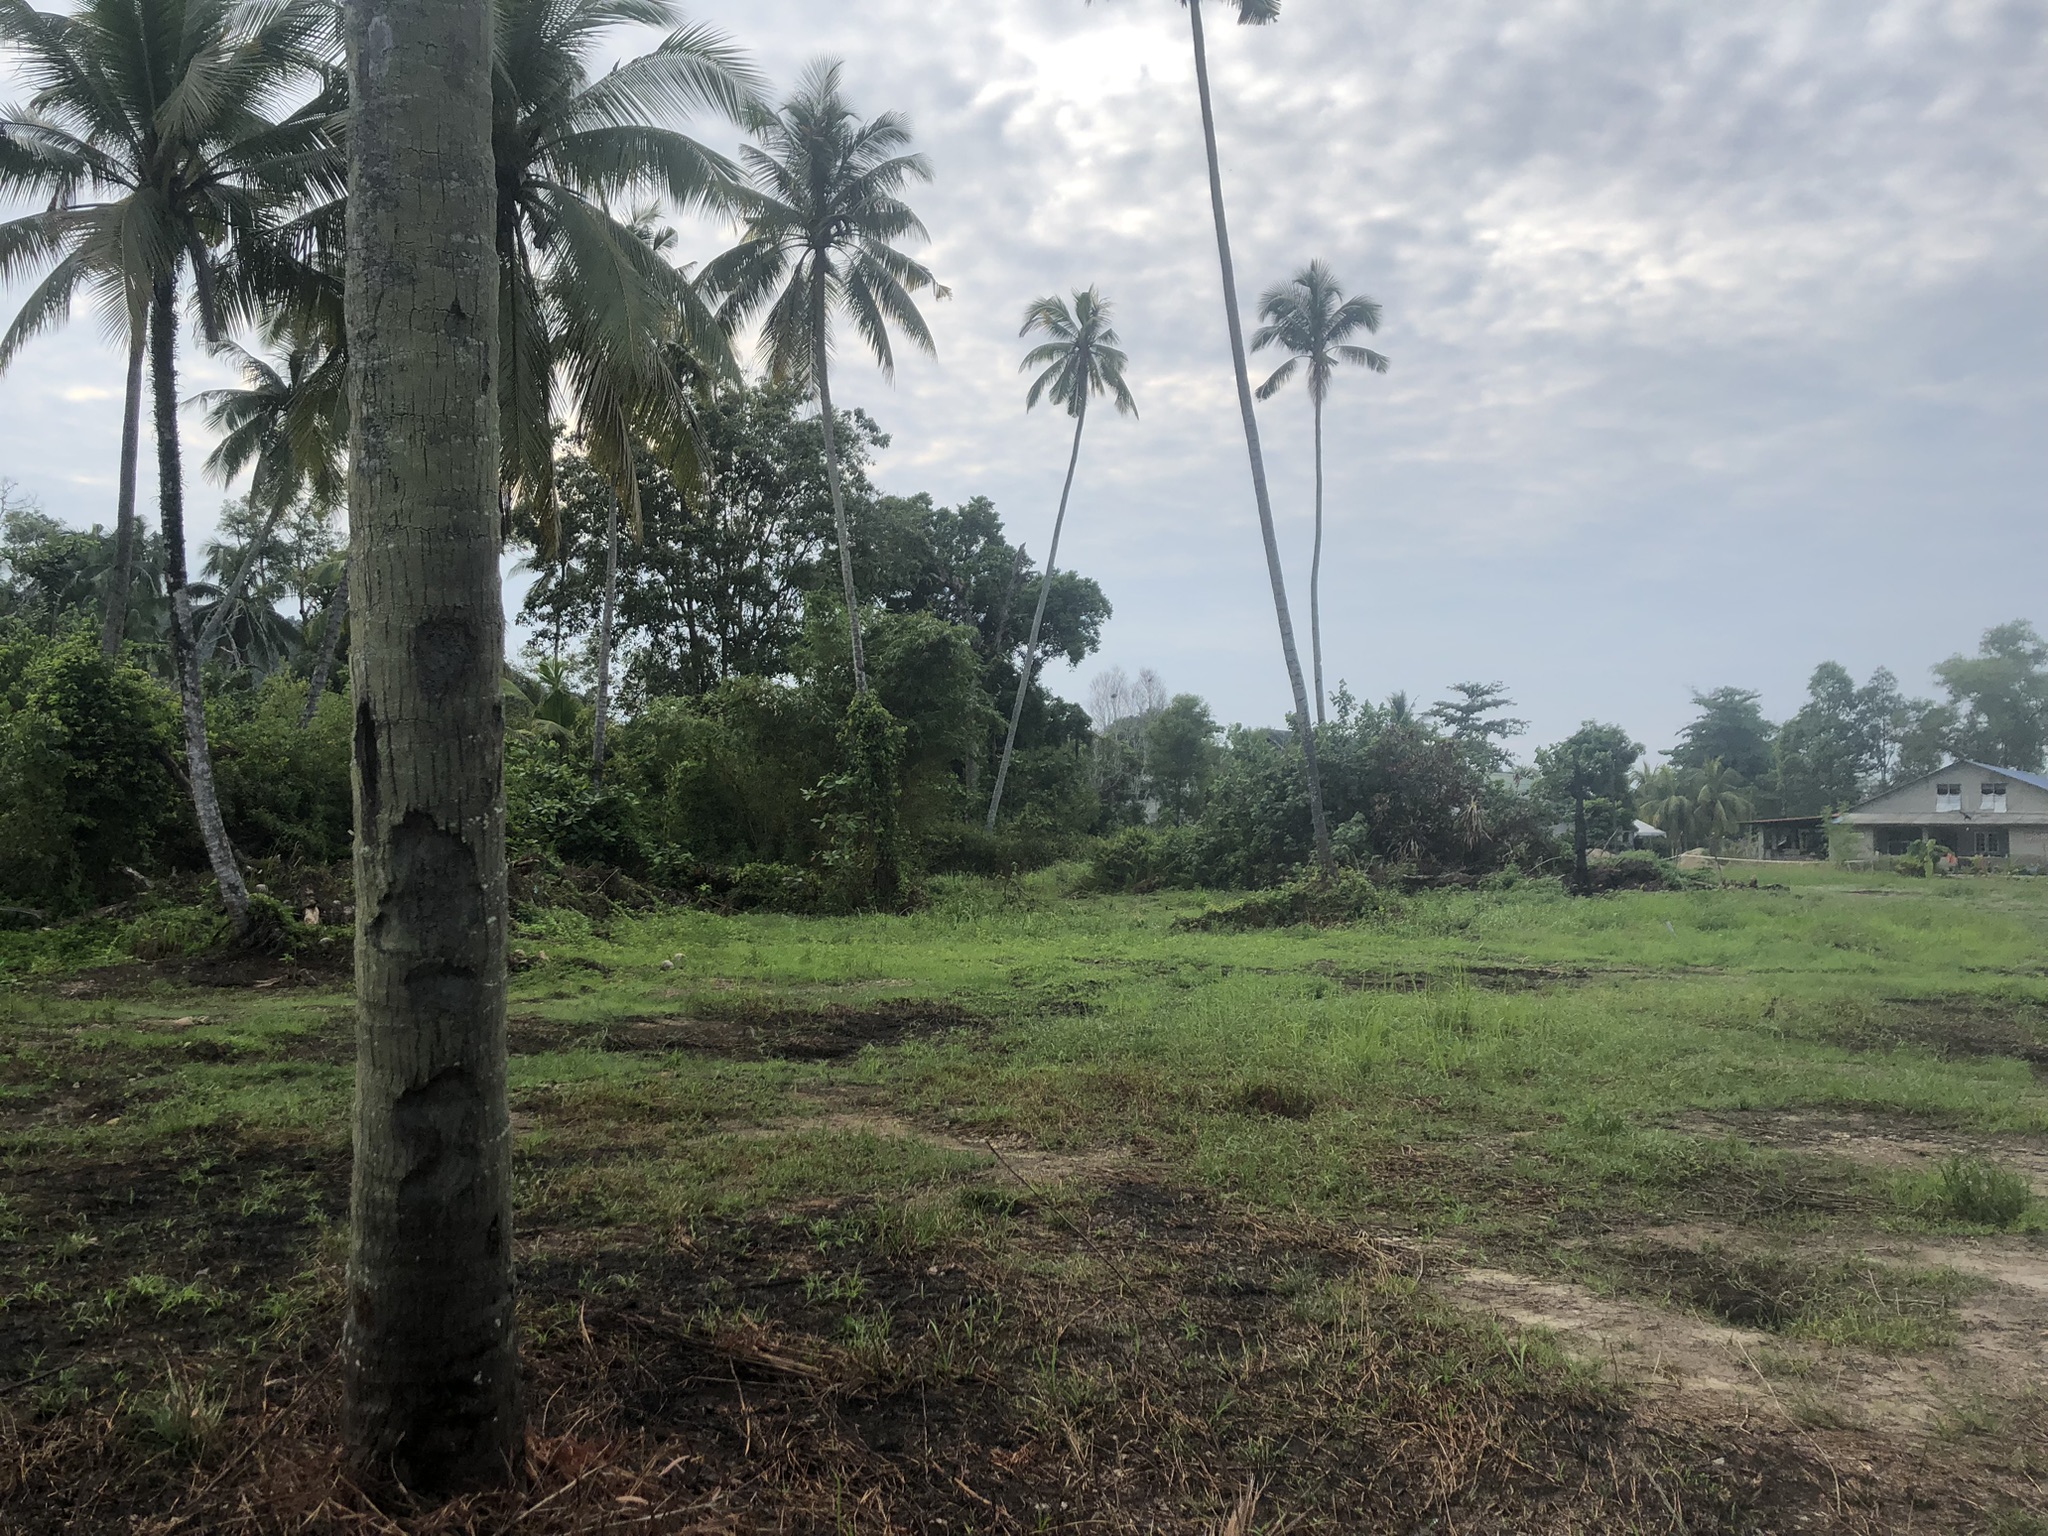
[196,320,347,671]
[1636,764,1693,854]
[985,287,1136,833]
[705,60,947,695]
[1691,758,1752,853]
[490,0,758,549]
[1105,0,1332,876]
[0,0,334,935]
[1253,259,1387,726]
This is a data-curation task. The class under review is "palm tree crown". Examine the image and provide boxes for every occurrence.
[1020,287,1138,421]
[491,0,760,526]
[705,59,946,386]
[1252,259,1387,404]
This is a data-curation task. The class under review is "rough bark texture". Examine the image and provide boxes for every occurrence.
[341,0,520,1493]
[1187,0,1335,879]
[301,561,350,728]
[150,278,252,932]
[987,400,1086,833]
[591,482,621,782]
[813,275,867,693]
[99,328,146,660]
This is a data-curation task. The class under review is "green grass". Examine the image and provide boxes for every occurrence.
[7,861,2048,1526]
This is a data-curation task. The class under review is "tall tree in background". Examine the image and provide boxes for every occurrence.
[1935,621,2048,773]
[0,0,330,935]
[986,286,1136,832]
[1537,721,1640,891]
[1170,0,1335,877]
[341,0,519,1490]
[707,60,946,696]
[1252,259,1387,725]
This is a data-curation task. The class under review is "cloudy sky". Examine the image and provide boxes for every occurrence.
[3,0,2043,755]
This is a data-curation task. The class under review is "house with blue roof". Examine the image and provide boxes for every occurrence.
[1833,759,2048,866]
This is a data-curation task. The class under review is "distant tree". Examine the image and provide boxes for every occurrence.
[1690,758,1751,852]
[1536,721,1641,890]
[1428,680,1526,772]
[1671,686,1776,786]
[1774,663,1870,815]
[1934,620,2048,772]
[1252,259,1387,725]
[1147,693,1220,826]
[1635,763,1692,853]
[987,286,1137,832]
[707,61,947,696]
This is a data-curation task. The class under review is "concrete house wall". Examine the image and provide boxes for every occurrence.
[1837,761,2048,865]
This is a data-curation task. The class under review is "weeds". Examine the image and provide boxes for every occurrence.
[1918,1153,2035,1229]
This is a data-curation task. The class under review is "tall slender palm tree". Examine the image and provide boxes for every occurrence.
[986,287,1136,833]
[1252,259,1387,726]
[1104,0,1333,876]
[0,0,334,935]
[490,0,758,550]
[705,60,947,695]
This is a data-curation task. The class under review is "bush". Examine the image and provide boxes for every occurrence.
[0,626,182,913]
[506,737,646,871]
[1176,871,1402,931]
[209,674,353,864]
[1920,1154,2032,1229]
[1580,851,1685,892]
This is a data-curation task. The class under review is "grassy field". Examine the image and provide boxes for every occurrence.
[4,863,2048,1531]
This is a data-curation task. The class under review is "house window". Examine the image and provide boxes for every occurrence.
[1973,829,2010,857]
[1935,783,1962,812]
[1980,782,2008,812]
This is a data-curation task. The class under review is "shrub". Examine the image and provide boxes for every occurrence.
[1176,871,1402,931]
[0,626,182,913]
[209,674,353,864]
[1920,1154,2032,1229]
[506,737,646,871]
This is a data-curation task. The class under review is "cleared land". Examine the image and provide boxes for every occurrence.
[3,864,2047,1532]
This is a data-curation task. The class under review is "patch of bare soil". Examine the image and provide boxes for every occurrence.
[1450,1214,2048,1442]
[48,937,354,1000]
[1824,995,2048,1072]
[509,998,992,1062]
[1669,1106,2048,1195]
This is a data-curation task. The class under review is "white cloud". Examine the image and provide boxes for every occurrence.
[4,0,2043,748]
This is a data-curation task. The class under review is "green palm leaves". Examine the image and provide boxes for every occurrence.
[1020,287,1138,421]
[1252,260,1388,406]
[491,0,761,541]
[1252,259,1388,725]
[987,288,1136,833]
[705,60,947,694]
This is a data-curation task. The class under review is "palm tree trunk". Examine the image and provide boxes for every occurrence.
[149,276,252,935]
[987,401,1086,834]
[1187,0,1335,879]
[299,560,349,728]
[99,326,146,659]
[591,474,623,783]
[340,0,519,1492]
[1310,394,1325,727]
[812,277,867,694]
